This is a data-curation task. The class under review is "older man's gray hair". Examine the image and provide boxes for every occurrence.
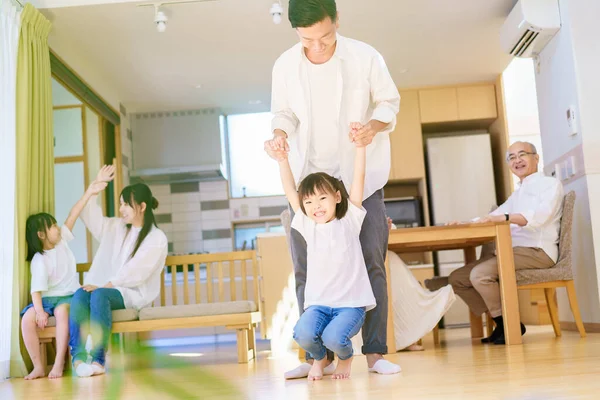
[505,141,537,161]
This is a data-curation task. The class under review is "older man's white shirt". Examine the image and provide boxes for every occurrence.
[271,34,400,200]
[491,172,564,263]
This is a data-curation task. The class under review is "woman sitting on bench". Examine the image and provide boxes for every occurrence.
[68,165,168,377]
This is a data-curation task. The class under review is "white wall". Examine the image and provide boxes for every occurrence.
[49,40,120,111]
[535,0,600,324]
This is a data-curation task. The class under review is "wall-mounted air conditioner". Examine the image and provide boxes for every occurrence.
[500,0,561,58]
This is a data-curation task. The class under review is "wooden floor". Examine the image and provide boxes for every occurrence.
[2,326,600,399]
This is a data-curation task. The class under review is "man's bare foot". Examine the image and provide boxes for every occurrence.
[48,361,65,379]
[24,366,45,380]
[331,357,352,380]
[307,358,328,381]
[365,353,384,369]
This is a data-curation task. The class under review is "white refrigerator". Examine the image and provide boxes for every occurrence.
[426,133,497,325]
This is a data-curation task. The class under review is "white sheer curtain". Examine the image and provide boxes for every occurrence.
[0,0,21,381]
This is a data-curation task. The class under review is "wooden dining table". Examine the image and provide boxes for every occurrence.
[384,221,522,351]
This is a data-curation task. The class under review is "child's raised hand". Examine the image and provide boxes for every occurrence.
[348,122,363,144]
[36,311,49,330]
[88,181,108,195]
[95,165,116,183]
[264,136,289,162]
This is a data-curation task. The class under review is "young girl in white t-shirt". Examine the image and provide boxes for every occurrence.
[269,123,375,380]
[20,181,108,380]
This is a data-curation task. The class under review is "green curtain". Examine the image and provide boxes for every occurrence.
[10,4,54,377]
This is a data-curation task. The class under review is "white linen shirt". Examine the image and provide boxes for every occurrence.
[491,172,564,262]
[271,34,400,200]
[81,195,168,309]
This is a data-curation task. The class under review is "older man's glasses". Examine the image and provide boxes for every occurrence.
[507,151,536,163]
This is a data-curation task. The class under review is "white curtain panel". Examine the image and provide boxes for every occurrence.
[0,0,21,381]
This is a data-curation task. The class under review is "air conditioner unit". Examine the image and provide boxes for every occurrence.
[500,0,561,58]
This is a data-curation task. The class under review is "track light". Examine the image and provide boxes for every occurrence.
[154,6,168,33]
[270,1,283,24]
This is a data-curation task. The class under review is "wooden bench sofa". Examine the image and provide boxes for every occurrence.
[36,251,262,366]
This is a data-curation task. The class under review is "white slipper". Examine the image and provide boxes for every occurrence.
[91,364,106,376]
[284,362,336,380]
[75,363,93,378]
[368,359,401,375]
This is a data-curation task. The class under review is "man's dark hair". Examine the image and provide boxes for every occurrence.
[288,0,337,28]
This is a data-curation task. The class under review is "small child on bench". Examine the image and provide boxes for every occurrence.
[20,180,108,379]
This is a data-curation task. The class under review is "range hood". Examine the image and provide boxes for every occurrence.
[130,108,228,184]
[130,164,226,184]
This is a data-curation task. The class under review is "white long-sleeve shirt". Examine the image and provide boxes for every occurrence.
[271,34,400,200]
[81,196,168,309]
[491,172,564,262]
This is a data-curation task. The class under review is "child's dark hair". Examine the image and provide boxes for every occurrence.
[298,172,348,219]
[121,183,159,259]
[25,213,57,261]
[289,0,337,28]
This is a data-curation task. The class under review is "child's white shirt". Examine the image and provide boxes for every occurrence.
[81,195,168,310]
[291,202,376,311]
[30,225,80,297]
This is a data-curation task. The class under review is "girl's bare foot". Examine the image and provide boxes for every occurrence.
[332,357,352,380]
[48,361,65,379]
[307,358,328,381]
[24,366,45,380]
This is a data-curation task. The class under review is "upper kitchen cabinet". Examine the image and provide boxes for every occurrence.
[457,85,497,120]
[389,90,425,181]
[418,88,459,123]
[418,85,497,124]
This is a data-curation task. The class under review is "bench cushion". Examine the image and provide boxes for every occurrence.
[139,301,258,321]
[46,308,139,327]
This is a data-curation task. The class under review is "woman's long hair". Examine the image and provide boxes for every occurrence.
[121,183,159,258]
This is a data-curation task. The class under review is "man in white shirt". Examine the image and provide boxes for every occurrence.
[264,0,401,377]
[447,141,564,345]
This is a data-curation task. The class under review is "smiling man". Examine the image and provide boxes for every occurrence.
[264,0,401,378]
[448,141,564,345]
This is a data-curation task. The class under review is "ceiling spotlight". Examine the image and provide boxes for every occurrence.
[270,1,283,24]
[154,6,168,33]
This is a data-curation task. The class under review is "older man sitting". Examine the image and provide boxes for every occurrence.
[440,141,564,345]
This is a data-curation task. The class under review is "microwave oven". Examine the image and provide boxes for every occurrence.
[383,197,424,228]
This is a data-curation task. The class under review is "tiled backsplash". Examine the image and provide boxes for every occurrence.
[149,180,233,254]
[147,180,288,255]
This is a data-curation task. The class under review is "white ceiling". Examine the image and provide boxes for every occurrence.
[40,0,518,114]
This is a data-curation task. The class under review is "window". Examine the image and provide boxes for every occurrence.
[502,58,544,190]
[227,112,284,198]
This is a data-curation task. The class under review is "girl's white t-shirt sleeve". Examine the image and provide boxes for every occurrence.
[30,254,49,294]
[60,225,75,243]
[291,209,311,240]
[345,202,367,234]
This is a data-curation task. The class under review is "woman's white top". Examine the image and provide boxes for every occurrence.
[81,195,168,309]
